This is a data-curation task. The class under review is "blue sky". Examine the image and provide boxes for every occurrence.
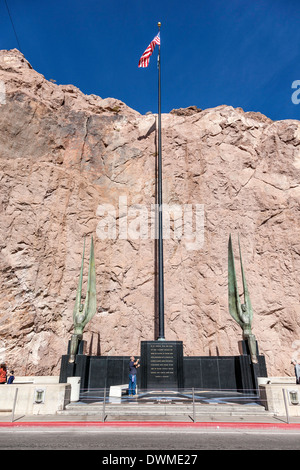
[1,0,300,121]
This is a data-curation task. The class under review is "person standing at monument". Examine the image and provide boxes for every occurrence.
[291,359,300,384]
[128,356,140,397]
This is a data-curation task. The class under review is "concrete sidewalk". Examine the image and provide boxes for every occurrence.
[0,411,300,429]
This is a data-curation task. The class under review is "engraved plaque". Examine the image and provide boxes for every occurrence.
[141,340,184,389]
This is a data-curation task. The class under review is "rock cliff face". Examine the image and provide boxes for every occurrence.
[0,49,299,377]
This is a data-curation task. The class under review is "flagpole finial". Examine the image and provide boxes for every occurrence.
[158,22,161,29]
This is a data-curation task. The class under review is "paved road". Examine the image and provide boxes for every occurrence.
[1,427,300,451]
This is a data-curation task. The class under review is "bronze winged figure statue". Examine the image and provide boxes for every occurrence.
[228,234,258,364]
[69,236,97,363]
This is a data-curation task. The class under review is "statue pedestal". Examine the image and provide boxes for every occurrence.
[59,340,89,389]
[237,340,267,394]
[238,339,258,356]
[67,339,86,355]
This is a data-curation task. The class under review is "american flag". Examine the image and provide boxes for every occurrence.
[138,32,160,68]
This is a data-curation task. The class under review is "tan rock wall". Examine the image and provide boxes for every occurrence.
[0,49,299,378]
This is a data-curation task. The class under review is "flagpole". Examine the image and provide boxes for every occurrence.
[157,21,165,341]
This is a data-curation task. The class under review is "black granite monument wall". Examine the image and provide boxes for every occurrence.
[59,354,141,390]
[183,355,267,393]
[59,339,267,393]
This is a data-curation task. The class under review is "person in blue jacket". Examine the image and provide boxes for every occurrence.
[7,370,15,384]
[128,357,140,397]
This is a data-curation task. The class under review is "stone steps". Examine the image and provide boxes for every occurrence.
[58,401,270,417]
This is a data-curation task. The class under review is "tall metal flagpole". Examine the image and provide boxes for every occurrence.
[157,21,165,341]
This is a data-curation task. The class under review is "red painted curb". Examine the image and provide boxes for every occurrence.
[1,421,300,429]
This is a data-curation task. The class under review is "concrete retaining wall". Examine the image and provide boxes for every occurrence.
[259,383,300,416]
[0,381,70,416]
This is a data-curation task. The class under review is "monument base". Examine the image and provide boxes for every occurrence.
[59,340,267,395]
